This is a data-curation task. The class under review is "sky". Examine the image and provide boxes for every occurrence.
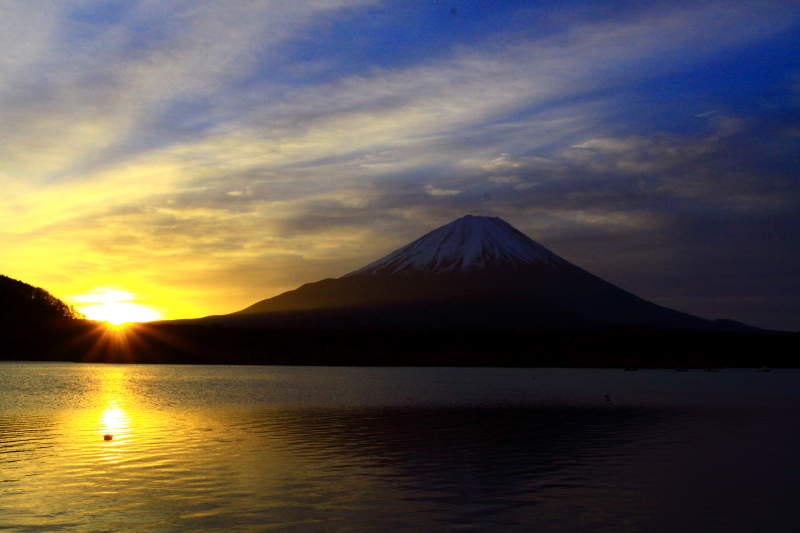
[1,0,799,330]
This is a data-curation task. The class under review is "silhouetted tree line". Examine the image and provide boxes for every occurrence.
[0,274,83,322]
[1,320,797,368]
[1,274,797,367]
[146,324,799,368]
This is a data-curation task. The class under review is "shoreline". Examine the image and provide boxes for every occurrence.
[1,321,797,368]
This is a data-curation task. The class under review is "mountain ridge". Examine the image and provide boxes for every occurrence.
[173,215,784,334]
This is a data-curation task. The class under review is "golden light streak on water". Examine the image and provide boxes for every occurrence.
[93,369,133,466]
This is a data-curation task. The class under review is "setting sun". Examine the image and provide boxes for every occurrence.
[80,302,162,325]
[70,288,162,325]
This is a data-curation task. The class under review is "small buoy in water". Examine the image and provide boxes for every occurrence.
[103,434,113,441]
[604,394,611,402]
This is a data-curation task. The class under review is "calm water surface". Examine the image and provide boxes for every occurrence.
[1,363,799,532]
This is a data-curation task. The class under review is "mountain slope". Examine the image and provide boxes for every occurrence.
[182,216,770,333]
[0,274,83,322]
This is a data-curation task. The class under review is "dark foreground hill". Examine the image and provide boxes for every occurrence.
[0,274,83,323]
[0,274,85,358]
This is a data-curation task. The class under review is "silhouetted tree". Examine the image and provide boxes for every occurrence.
[0,274,84,322]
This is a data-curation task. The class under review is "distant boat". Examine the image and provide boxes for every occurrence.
[704,368,719,372]
[759,366,770,372]
[624,368,637,371]
[675,366,689,372]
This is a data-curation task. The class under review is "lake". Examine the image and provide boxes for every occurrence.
[1,363,799,532]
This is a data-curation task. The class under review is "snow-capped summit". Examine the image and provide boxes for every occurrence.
[176,214,768,334]
[346,215,568,277]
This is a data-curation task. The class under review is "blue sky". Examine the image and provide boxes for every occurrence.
[1,0,799,329]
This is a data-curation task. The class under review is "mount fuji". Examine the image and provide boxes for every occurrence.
[346,216,569,277]
[182,215,767,333]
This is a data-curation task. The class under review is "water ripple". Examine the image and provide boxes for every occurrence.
[1,364,800,531]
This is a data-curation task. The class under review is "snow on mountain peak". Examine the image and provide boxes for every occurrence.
[345,215,569,277]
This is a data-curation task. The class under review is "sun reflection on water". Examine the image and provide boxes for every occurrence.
[93,368,134,460]
[100,402,129,436]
